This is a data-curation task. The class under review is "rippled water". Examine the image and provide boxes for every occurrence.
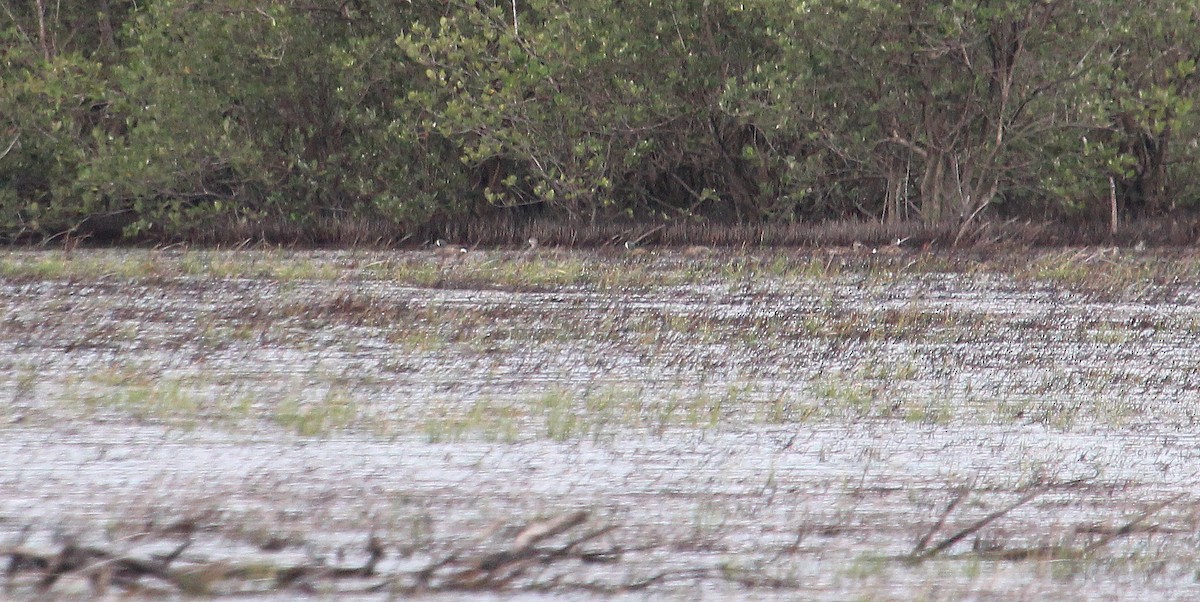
[2,249,1199,599]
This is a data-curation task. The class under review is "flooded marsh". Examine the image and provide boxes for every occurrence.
[2,247,1200,599]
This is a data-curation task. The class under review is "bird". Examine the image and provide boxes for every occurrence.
[434,238,467,256]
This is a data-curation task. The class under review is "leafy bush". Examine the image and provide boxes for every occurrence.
[1,0,1198,242]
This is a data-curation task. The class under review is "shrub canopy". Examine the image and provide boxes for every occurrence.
[2,0,1198,241]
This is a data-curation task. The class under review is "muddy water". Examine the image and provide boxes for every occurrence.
[2,249,1200,599]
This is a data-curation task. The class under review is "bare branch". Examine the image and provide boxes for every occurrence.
[0,133,19,161]
[912,486,970,556]
[910,484,1050,561]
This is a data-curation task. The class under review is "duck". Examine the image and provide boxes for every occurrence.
[623,240,648,257]
[434,239,467,256]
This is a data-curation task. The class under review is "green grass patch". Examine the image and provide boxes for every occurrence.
[272,389,360,436]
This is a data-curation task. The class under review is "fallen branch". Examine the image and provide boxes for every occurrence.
[1083,493,1184,554]
[909,484,1050,561]
[513,510,589,550]
[911,486,970,556]
[421,511,612,591]
[18,540,189,592]
[907,487,1184,563]
[4,511,625,596]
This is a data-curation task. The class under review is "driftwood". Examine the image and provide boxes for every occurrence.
[3,511,625,596]
[5,538,190,594]
[5,495,1184,597]
[906,482,1184,563]
[400,511,619,593]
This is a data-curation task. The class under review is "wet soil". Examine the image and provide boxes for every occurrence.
[2,248,1199,599]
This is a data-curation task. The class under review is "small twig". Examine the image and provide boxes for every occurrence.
[627,224,666,248]
[911,484,1049,561]
[1084,493,1184,554]
[966,495,1182,561]
[912,486,970,556]
[978,544,1075,561]
[0,133,18,161]
[410,552,460,590]
[362,534,384,576]
[953,199,992,248]
[155,539,191,566]
[510,0,519,39]
[1109,175,1119,235]
[513,511,588,550]
[618,568,708,591]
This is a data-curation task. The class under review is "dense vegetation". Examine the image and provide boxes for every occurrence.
[2,0,1198,242]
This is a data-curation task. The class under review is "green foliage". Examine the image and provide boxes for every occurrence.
[91,0,475,236]
[2,0,472,240]
[1,0,1199,241]
[1091,0,1200,214]
[0,47,110,234]
[400,0,786,220]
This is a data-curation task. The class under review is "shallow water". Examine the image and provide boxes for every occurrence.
[2,249,1199,599]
